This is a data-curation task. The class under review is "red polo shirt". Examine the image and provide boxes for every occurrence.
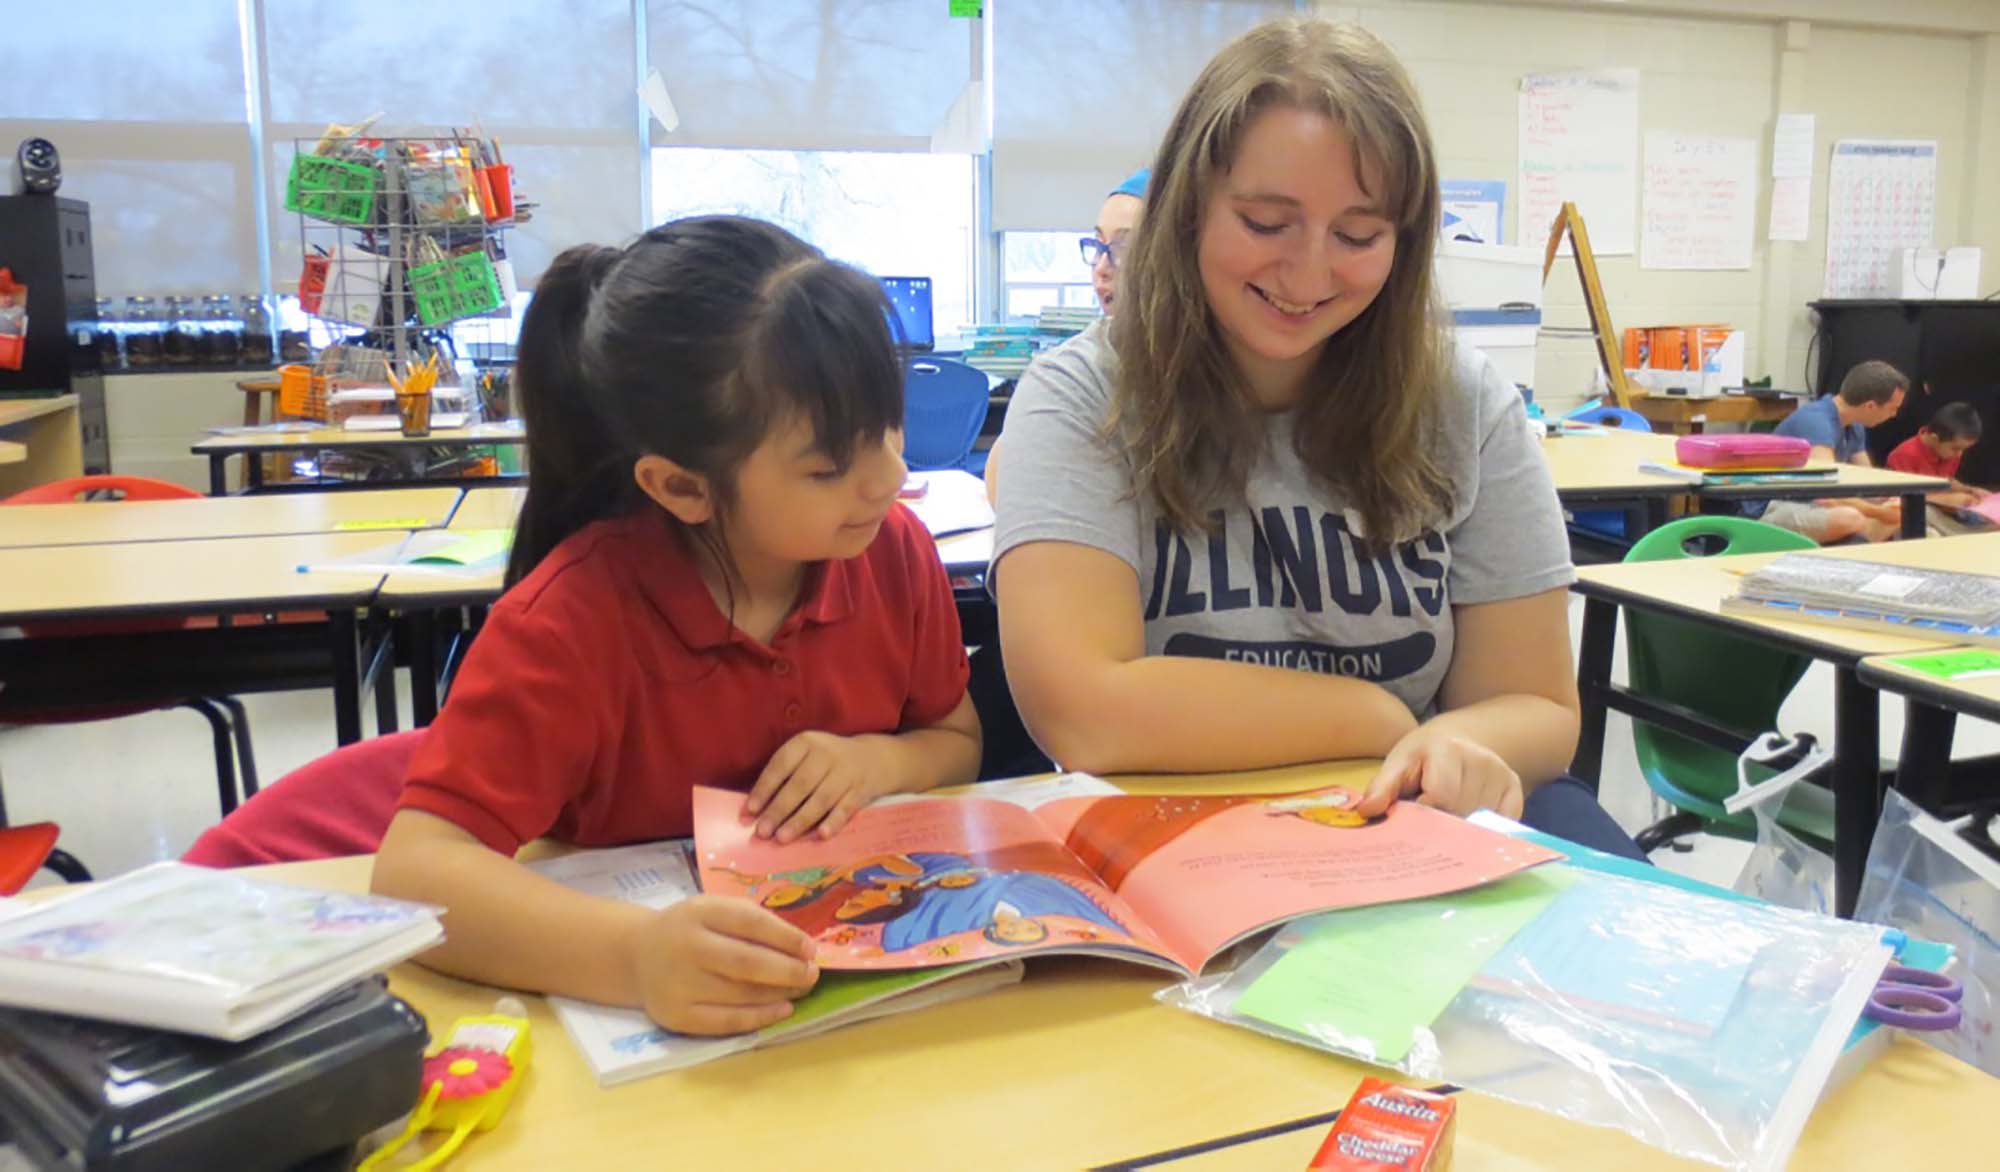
[1886,435,1960,480]
[400,506,969,855]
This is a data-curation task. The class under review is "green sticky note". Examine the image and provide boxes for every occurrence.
[408,528,513,567]
[1886,647,2000,681]
[1231,868,1572,1064]
[948,0,981,16]
[335,517,431,531]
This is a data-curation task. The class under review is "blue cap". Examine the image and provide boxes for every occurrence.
[1111,167,1150,200]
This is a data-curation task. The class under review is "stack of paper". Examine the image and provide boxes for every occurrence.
[1724,553,2000,645]
[0,864,441,1040]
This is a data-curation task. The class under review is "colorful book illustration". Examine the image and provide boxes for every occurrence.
[0,863,441,1041]
[525,843,1020,1085]
[692,783,1560,978]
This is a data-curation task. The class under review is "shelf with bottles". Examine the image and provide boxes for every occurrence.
[89,294,293,376]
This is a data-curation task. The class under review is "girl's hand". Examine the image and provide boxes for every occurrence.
[629,896,819,1035]
[1354,726,1524,820]
[746,731,896,841]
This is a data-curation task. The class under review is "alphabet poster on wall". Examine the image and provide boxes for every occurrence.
[1518,68,1639,254]
[1823,139,1936,298]
[1641,132,1755,270]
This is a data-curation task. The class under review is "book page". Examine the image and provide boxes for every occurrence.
[1032,790,1563,972]
[692,786,1168,972]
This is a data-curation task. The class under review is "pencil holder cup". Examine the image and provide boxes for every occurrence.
[277,363,328,421]
[396,390,433,438]
[477,164,515,221]
[283,154,380,226]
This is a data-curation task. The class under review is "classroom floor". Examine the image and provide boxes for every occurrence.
[5,598,1998,889]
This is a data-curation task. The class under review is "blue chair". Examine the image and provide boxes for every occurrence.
[902,358,991,472]
[1571,407,1653,542]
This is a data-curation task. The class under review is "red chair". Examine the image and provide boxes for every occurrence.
[0,823,90,894]
[3,475,259,818]
[182,731,421,867]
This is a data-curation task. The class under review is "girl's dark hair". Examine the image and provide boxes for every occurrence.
[505,215,906,585]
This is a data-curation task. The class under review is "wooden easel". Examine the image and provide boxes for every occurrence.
[1541,201,1634,410]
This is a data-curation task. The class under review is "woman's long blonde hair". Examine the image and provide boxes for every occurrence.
[1108,18,1454,553]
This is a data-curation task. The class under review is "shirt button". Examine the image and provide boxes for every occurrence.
[785,703,803,724]
[773,659,791,676]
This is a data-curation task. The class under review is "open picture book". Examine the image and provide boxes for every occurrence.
[692,780,1560,978]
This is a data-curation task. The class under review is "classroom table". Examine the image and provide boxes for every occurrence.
[1540,429,1686,540]
[192,423,527,496]
[1695,462,1946,541]
[1858,647,2000,815]
[236,758,2000,1172]
[0,532,408,757]
[1627,389,1798,434]
[0,486,463,549]
[1570,532,2000,914]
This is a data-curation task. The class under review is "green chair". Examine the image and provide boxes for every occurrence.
[1623,516,1837,852]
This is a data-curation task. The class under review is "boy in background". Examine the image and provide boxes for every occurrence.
[1746,360,1908,544]
[1886,400,1988,509]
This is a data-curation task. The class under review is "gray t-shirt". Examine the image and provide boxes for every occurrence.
[991,322,1574,718]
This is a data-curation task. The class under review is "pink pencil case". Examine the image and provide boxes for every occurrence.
[1674,433,1811,470]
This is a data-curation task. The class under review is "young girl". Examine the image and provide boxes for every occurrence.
[991,19,1640,859]
[373,216,982,1036]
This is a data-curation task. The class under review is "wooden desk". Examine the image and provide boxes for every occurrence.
[1857,648,2000,815]
[1629,390,1797,435]
[1540,430,1686,541]
[0,531,407,746]
[1698,463,1948,541]
[1571,533,2000,913]
[242,758,2000,1172]
[447,486,524,532]
[0,487,463,549]
[192,423,526,495]
[0,394,81,497]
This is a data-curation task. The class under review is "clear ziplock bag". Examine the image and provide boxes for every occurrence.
[1161,865,1891,1171]
[1854,788,2000,1076]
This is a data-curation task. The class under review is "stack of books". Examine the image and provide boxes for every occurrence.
[1639,460,1838,487]
[959,323,1037,379]
[1036,305,1100,338]
[1723,553,2000,646]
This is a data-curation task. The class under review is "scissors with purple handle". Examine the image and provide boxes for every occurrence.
[1865,964,1963,1031]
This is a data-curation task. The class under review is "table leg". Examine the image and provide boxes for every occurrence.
[247,450,265,494]
[1570,597,1618,790]
[209,454,227,497]
[331,610,362,746]
[1832,666,1883,917]
[1895,701,1958,812]
[407,610,440,726]
[1900,492,1927,540]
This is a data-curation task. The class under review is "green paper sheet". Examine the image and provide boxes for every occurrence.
[1884,647,2000,681]
[768,964,979,1037]
[1232,868,1573,1063]
[409,528,512,567]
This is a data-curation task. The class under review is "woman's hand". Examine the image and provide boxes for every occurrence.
[627,896,819,1036]
[1354,725,1524,820]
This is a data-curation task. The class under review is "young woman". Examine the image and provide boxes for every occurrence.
[991,18,1639,859]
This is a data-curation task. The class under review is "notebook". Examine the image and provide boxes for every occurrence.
[0,864,442,1041]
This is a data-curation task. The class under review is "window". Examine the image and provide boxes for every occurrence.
[651,148,977,339]
[1001,230,1098,319]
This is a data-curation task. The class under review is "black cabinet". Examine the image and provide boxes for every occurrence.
[0,195,108,473]
[1810,299,2000,486]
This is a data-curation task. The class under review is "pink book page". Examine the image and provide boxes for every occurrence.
[1032,789,1563,972]
[1968,495,2000,525]
[690,787,1171,972]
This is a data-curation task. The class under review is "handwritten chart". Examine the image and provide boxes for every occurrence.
[1641,132,1755,270]
[1823,139,1936,298]
[1518,69,1639,255]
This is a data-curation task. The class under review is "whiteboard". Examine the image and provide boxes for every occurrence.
[1823,139,1937,298]
[1518,69,1639,255]
[1641,132,1756,270]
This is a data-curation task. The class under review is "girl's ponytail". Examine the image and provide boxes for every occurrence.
[505,243,625,586]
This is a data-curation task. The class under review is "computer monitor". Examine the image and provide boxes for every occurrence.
[877,276,935,351]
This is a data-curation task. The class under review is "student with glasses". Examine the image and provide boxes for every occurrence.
[1082,168,1149,313]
